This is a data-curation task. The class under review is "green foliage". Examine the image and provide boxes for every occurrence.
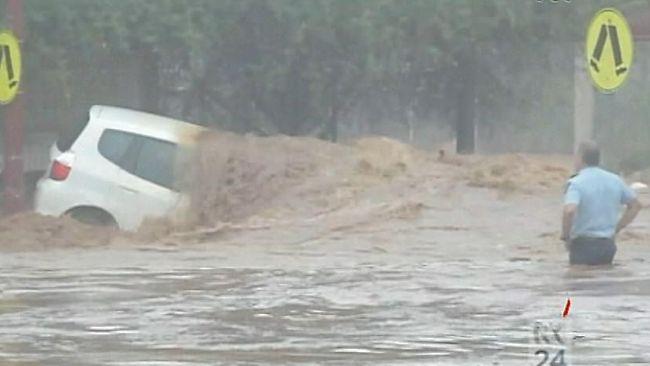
[12,0,649,139]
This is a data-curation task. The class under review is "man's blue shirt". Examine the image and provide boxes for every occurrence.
[564,167,636,239]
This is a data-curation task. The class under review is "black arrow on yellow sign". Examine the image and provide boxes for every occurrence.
[0,44,17,89]
[590,23,628,76]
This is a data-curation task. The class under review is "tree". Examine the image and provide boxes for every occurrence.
[18,0,638,149]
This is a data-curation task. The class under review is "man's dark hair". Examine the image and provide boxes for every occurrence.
[579,140,600,166]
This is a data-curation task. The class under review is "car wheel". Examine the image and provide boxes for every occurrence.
[66,207,117,228]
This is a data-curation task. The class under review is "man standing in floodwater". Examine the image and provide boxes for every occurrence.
[561,141,642,265]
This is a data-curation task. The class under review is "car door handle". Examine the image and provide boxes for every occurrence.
[119,185,138,194]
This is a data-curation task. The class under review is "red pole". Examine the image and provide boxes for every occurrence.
[3,0,25,214]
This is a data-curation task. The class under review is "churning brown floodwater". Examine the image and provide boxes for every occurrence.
[0,137,649,365]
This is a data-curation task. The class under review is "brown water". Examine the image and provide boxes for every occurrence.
[1,138,648,365]
[1,187,649,365]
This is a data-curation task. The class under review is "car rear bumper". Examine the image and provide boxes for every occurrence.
[33,178,72,217]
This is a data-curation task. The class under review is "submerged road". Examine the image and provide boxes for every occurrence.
[1,189,649,365]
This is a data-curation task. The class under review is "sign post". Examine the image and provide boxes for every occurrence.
[1,0,25,214]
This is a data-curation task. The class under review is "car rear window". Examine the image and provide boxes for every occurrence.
[56,116,90,152]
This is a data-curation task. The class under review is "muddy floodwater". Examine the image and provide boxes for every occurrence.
[1,185,649,366]
[0,139,649,365]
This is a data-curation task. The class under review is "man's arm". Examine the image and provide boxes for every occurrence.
[562,180,580,242]
[616,198,642,234]
[561,203,577,241]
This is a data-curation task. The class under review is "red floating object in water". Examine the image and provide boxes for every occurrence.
[562,298,571,318]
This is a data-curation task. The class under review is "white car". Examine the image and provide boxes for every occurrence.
[35,105,207,230]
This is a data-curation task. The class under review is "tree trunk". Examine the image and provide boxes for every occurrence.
[328,104,339,142]
[456,45,476,154]
[406,104,415,143]
[138,46,159,114]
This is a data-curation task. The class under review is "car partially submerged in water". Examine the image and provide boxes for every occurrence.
[35,105,206,230]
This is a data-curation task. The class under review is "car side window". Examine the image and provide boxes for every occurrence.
[133,137,177,190]
[98,129,136,168]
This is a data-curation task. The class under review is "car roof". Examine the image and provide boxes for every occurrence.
[90,105,207,144]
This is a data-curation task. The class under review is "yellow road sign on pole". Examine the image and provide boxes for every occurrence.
[0,30,21,105]
[586,8,633,93]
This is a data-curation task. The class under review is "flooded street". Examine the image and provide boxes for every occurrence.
[4,0,650,364]
[1,186,649,365]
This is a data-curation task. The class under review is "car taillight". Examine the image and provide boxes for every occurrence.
[49,152,75,181]
[50,160,71,181]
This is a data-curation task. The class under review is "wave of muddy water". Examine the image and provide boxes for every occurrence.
[1,137,649,365]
